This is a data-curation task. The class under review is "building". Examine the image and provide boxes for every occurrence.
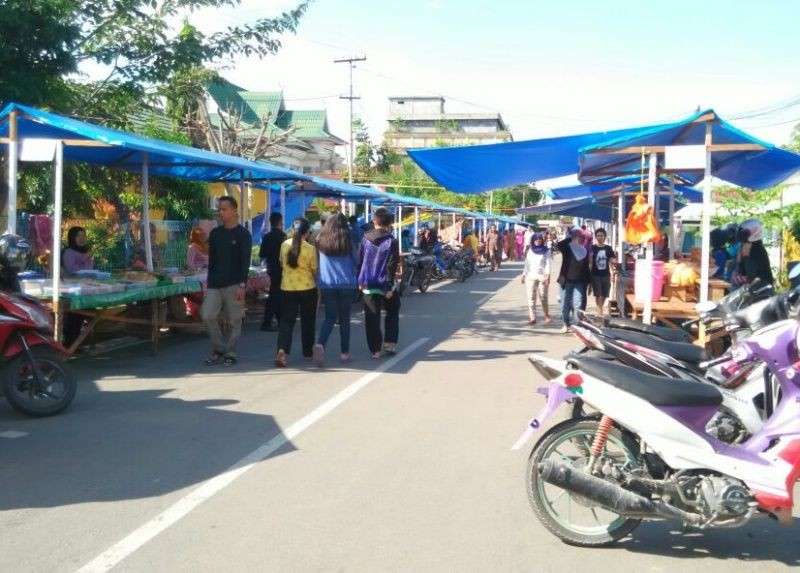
[207,79,345,175]
[383,96,512,151]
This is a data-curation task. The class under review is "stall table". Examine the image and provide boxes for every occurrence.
[38,280,203,355]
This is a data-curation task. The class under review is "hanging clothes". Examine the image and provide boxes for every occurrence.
[625,194,662,245]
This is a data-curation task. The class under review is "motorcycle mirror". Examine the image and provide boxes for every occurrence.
[789,265,800,281]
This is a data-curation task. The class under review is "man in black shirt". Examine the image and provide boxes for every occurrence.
[259,212,286,331]
[589,228,616,318]
[202,196,252,365]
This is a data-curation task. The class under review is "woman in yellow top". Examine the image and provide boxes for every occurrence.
[275,218,318,367]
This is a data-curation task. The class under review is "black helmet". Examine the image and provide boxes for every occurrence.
[0,234,31,273]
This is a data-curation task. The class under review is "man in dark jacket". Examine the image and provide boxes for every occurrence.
[202,196,252,365]
[259,212,286,331]
[357,207,400,358]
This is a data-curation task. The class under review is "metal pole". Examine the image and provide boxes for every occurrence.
[51,141,64,342]
[396,205,402,243]
[617,188,625,256]
[437,212,441,230]
[280,184,286,222]
[668,176,676,259]
[365,199,370,218]
[700,123,713,305]
[642,152,658,324]
[142,154,154,272]
[488,191,494,214]
[265,187,271,234]
[413,207,419,247]
[335,56,366,184]
[7,110,18,234]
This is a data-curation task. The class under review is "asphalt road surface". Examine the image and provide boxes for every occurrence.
[1,262,798,572]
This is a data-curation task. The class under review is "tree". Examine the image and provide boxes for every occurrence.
[353,118,374,176]
[0,0,79,107]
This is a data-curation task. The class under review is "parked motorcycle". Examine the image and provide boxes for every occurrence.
[0,234,76,417]
[399,248,434,295]
[516,279,800,546]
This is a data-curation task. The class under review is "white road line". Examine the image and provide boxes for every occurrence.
[476,291,496,306]
[0,430,28,439]
[77,337,430,573]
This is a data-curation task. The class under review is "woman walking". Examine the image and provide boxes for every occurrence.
[521,232,552,324]
[556,227,590,333]
[313,213,357,366]
[275,218,318,368]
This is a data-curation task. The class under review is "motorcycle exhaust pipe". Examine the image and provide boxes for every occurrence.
[538,460,698,523]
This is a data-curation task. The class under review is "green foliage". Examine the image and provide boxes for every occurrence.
[84,221,127,271]
[0,0,78,107]
[434,118,460,133]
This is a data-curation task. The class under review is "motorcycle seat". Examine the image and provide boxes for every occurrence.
[572,356,722,407]
[602,327,706,365]
[604,317,692,343]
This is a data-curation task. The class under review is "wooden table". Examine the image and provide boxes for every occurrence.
[625,293,697,329]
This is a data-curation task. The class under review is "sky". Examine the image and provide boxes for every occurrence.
[183,0,800,151]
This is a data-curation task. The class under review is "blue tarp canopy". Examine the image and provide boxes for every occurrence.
[407,109,800,193]
[548,176,702,203]
[519,194,689,224]
[0,103,310,183]
[578,109,800,189]
[406,123,672,194]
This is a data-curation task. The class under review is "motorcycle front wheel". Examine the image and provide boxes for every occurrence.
[526,418,641,546]
[418,268,432,293]
[2,347,77,417]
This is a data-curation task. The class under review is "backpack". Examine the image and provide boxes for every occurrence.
[358,234,394,288]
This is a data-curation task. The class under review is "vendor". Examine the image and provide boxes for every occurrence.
[734,219,773,286]
[186,227,209,272]
[62,226,93,276]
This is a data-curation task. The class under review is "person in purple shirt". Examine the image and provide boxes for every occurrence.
[62,226,93,276]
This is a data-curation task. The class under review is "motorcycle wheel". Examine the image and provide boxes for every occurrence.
[2,347,76,417]
[398,268,411,296]
[457,266,467,283]
[418,270,432,293]
[527,418,641,547]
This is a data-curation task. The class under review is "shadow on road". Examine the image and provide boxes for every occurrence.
[0,387,294,511]
[610,521,800,567]
[0,263,524,511]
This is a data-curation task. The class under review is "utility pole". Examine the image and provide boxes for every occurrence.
[334,55,367,184]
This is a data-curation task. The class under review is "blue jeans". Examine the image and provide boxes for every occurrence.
[318,288,353,353]
[561,281,587,327]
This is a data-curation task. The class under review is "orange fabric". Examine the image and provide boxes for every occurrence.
[625,193,662,244]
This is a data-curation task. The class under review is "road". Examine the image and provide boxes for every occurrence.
[1,262,797,572]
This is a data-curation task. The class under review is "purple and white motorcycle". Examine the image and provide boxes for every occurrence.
[515,285,800,546]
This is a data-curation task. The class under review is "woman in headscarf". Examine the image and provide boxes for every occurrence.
[734,219,773,286]
[515,228,526,260]
[62,226,93,276]
[521,232,552,325]
[556,227,591,333]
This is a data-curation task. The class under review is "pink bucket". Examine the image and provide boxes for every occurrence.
[634,259,665,302]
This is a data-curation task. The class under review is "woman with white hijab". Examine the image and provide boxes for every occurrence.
[555,227,591,333]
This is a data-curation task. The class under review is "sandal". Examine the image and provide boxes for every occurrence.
[223,355,237,366]
[275,349,288,368]
[204,352,223,366]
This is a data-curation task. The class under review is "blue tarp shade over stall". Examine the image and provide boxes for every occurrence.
[579,109,800,190]
[408,109,800,194]
[406,122,677,194]
[519,194,687,224]
[548,177,702,203]
[0,103,310,183]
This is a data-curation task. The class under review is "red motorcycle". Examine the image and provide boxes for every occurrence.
[0,290,76,416]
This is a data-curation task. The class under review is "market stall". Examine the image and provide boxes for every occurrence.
[1,102,310,350]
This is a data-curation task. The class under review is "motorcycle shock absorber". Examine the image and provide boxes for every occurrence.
[588,415,615,473]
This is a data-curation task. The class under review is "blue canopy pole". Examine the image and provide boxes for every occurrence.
[6,109,18,234]
[52,140,64,341]
[280,185,286,222]
[700,123,713,306]
[265,187,271,234]
[414,207,419,247]
[668,176,676,256]
[142,153,153,273]
[642,152,658,324]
